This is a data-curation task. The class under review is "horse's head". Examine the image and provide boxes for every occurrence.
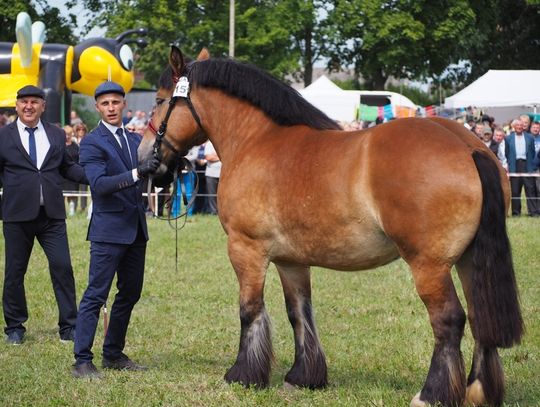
[138,45,209,176]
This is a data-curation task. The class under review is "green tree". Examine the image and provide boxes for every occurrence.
[324,0,477,90]
[265,0,333,86]
[35,0,78,44]
[67,0,297,85]
[60,0,540,92]
[461,0,540,83]
[0,0,30,42]
[0,0,77,44]
[64,0,333,86]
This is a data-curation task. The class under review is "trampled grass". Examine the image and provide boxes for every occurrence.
[0,214,538,406]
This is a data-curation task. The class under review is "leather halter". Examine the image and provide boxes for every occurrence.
[147,64,203,161]
[145,64,203,221]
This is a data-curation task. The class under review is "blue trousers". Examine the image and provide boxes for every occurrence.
[74,229,146,363]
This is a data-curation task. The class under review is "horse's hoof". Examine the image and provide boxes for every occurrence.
[283,382,299,392]
[410,392,428,407]
[465,379,486,406]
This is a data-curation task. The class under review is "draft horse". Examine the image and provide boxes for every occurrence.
[139,46,523,406]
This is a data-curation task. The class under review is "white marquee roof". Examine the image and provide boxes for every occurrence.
[299,75,417,122]
[444,70,540,109]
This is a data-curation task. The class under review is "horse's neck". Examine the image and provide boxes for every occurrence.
[193,88,276,162]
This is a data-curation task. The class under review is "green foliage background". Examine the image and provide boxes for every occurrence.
[1,1,539,102]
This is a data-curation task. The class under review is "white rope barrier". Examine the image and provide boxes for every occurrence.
[508,173,540,177]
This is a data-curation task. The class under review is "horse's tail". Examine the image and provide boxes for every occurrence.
[470,150,524,348]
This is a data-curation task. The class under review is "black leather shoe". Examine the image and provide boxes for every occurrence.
[5,331,24,345]
[102,354,148,371]
[72,361,102,379]
[60,328,75,343]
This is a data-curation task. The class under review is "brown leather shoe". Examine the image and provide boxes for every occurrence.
[102,354,148,371]
[72,361,102,379]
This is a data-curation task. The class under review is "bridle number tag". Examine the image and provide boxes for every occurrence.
[173,76,190,98]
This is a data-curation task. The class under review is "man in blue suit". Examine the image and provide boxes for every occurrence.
[505,118,537,216]
[72,81,160,378]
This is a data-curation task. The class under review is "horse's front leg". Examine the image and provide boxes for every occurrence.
[276,263,327,389]
[224,236,273,388]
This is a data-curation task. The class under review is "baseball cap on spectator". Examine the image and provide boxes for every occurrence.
[483,126,492,135]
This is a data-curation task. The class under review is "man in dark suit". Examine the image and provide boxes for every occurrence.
[505,118,537,216]
[0,85,88,345]
[72,81,160,378]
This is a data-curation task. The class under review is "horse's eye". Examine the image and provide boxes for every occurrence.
[156,98,165,106]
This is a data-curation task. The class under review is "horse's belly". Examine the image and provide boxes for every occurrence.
[271,228,400,271]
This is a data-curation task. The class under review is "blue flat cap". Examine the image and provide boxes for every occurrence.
[17,85,45,99]
[94,81,125,99]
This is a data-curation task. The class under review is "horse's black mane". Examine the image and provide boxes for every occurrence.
[183,59,341,130]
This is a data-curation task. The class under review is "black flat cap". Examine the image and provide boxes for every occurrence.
[17,85,45,99]
[94,81,125,99]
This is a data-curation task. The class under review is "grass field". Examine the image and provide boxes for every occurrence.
[0,214,538,406]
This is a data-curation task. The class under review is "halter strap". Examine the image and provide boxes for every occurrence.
[147,65,203,160]
[145,62,203,222]
[186,97,203,130]
[147,96,187,159]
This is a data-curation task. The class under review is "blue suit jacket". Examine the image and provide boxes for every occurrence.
[505,132,536,173]
[79,122,148,244]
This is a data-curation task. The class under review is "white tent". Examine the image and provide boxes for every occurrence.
[299,76,360,122]
[300,74,344,96]
[444,70,540,109]
[353,90,417,110]
[299,75,417,122]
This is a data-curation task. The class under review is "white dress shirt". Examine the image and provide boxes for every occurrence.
[16,119,50,169]
[514,133,526,160]
[16,118,50,204]
[101,121,138,181]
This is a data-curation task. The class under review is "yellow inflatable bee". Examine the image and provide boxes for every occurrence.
[0,12,147,123]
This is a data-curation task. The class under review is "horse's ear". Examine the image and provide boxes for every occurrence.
[197,47,210,61]
[169,45,184,78]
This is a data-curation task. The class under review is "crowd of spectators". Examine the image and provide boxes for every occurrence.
[340,112,540,217]
[468,113,540,217]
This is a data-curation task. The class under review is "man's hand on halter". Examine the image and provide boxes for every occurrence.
[137,158,160,178]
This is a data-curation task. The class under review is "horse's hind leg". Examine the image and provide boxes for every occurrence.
[276,264,327,389]
[409,263,467,407]
[456,250,505,406]
[224,237,273,388]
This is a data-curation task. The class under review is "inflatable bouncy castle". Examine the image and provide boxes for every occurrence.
[0,12,147,124]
